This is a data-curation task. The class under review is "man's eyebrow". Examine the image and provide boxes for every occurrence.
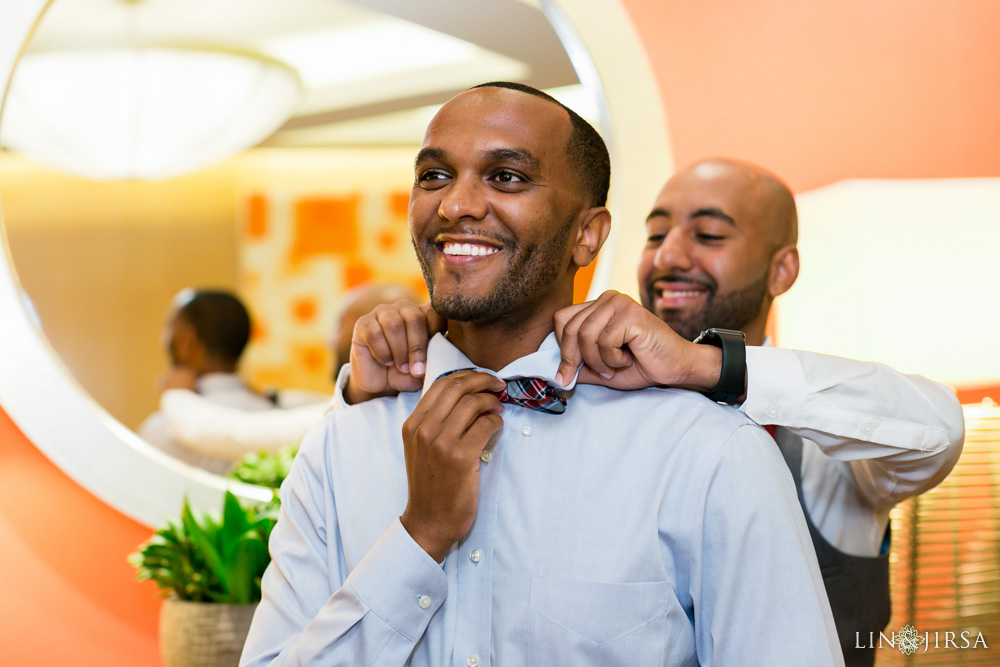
[691,207,737,226]
[646,206,737,227]
[413,147,541,173]
[484,148,541,172]
[414,147,447,167]
[646,207,670,222]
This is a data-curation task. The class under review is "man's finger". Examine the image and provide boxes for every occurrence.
[373,304,413,373]
[436,391,505,445]
[462,413,504,451]
[554,301,591,341]
[353,316,395,367]
[398,302,432,377]
[386,367,424,393]
[407,370,506,430]
[555,303,592,386]
[595,312,634,370]
[573,304,619,379]
[573,365,608,387]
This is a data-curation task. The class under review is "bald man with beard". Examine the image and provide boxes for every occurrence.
[341,157,965,666]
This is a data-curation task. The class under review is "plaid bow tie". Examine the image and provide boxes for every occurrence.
[437,369,567,415]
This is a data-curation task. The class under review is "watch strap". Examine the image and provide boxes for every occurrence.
[694,328,746,404]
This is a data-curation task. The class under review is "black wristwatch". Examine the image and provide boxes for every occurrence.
[693,328,747,404]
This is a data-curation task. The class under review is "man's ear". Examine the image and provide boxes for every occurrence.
[172,321,201,368]
[571,206,612,268]
[768,245,799,298]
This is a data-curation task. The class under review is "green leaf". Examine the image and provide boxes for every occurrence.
[221,490,252,547]
[181,499,229,594]
[225,533,270,603]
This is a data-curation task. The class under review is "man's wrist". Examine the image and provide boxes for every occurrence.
[692,329,748,404]
[400,512,453,563]
[682,342,724,393]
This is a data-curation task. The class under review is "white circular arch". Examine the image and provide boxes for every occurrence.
[0,0,672,527]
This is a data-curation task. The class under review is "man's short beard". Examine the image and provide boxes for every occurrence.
[655,272,769,342]
[416,213,575,324]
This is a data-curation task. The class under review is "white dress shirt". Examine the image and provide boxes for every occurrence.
[742,343,964,556]
[137,372,274,474]
[160,388,331,459]
[241,333,842,667]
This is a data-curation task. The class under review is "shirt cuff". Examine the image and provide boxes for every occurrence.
[742,347,807,426]
[346,518,448,642]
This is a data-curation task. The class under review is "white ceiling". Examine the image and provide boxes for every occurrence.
[17,0,581,147]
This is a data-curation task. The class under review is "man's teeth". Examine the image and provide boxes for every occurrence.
[442,242,499,257]
[658,289,703,298]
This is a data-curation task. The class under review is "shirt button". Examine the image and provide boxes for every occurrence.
[417,595,432,609]
[467,655,480,667]
[480,449,493,463]
[766,404,780,419]
[470,549,482,563]
[861,423,874,435]
[522,426,533,437]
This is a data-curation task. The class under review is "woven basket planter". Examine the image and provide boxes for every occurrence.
[159,598,258,667]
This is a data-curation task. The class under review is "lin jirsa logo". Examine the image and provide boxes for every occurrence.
[856,624,989,655]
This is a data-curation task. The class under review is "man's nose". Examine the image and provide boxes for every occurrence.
[652,229,693,272]
[438,175,488,222]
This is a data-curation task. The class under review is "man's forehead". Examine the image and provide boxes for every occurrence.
[422,87,571,153]
[651,167,754,216]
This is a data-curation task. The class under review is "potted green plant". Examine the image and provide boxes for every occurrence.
[227,444,298,489]
[129,490,279,667]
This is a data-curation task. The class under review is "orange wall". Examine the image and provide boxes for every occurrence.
[0,406,160,666]
[2,0,999,661]
[622,0,1000,193]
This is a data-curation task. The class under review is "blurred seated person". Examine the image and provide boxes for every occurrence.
[156,283,419,458]
[138,288,273,474]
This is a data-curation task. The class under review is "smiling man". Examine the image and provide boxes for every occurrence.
[639,159,798,343]
[549,159,964,666]
[240,84,842,666]
[339,156,965,666]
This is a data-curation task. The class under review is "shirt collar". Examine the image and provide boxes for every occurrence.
[421,332,580,396]
[195,372,246,394]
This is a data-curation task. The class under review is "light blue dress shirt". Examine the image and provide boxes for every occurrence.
[241,333,843,666]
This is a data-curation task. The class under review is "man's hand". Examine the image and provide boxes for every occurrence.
[160,366,198,392]
[344,301,445,405]
[554,290,734,396]
[400,370,506,561]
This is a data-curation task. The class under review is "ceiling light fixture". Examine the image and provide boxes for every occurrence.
[0,1,300,181]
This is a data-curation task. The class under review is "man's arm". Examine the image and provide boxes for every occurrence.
[160,389,329,458]
[689,423,843,665]
[240,424,449,666]
[743,346,964,508]
[552,291,964,509]
[242,371,505,665]
[339,292,965,510]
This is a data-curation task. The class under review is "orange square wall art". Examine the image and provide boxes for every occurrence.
[238,188,425,393]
